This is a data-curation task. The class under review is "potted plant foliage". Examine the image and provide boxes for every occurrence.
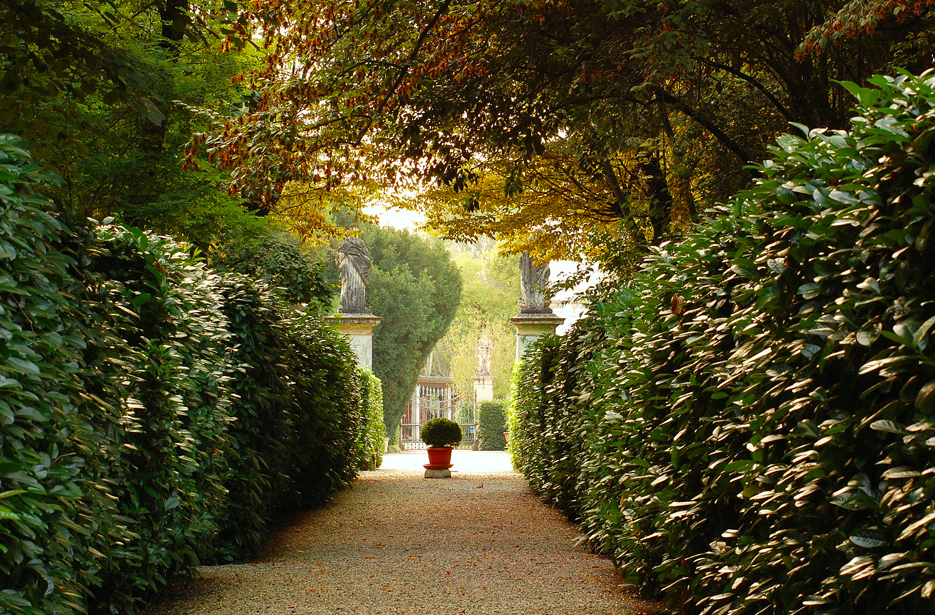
[420,417,462,471]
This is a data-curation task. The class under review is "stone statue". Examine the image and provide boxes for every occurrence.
[519,252,551,314]
[476,330,493,376]
[337,236,371,313]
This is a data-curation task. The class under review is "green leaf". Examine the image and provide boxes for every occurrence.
[870,420,905,434]
[5,357,40,375]
[849,530,888,548]
[917,379,935,413]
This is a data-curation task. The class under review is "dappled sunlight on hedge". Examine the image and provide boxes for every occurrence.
[510,70,935,615]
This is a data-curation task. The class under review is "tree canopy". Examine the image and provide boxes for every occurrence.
[0,0,274,247]
[195,0,934,262]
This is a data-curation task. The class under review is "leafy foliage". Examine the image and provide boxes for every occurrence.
[420,418,462,448]
[0,0,260,243]
[199,0,934,262]
[510,70,935,614]
[87,223,233,611]
[1,137,374,612]
[279,312,363,509]
[358,225,462,444]
[0,135,102,615]
[209,231,333,306]
[477,401,507,451]
[208,274,291,563]
[357,368,386,471]
[435,244,518,399]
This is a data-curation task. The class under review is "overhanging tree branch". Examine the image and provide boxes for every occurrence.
[652,88,752,163]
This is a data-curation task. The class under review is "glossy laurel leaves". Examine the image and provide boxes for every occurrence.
[510,70,935,615]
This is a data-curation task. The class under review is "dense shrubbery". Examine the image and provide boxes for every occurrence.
[279,313,362,508]
[357,368,386,471]
[209,275,292,563]
[477,401,507,451]
[511,71,935,615]
[0,137,381,613]
[87,224,234,611]
[0,135,102,615]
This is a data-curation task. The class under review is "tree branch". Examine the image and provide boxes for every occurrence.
[700,57,793,121]
[652,89,752,163]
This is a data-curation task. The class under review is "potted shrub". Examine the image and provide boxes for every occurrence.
[420,417,462,470]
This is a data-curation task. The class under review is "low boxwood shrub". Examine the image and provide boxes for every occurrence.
[477,401,508,451]
[420,417,462,447]
[511,70,935,615]
[357,368,385,471]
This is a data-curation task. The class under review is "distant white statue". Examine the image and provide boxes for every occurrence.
[519,252,551,314]
[337,237,371,313]
[476,331,493,376]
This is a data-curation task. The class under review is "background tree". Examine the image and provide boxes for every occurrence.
[0,0,275,247]
[208,230,333,306]
[434,242,519,400]
[317,225,462,445]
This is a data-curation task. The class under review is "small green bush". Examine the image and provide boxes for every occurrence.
[357,368,386,471]
[477,401,508,450]
[420,417,462,447]
[511,70,935,615]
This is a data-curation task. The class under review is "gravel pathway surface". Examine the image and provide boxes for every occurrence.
[148,451,660,615]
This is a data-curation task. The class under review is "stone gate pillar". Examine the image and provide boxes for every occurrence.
[509,313,563,360]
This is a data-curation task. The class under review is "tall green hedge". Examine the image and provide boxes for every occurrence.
[209,274,292,563]
[0,136,375,613]
[0,135,103,615]
[357,368,386,471]
[511,70,935,615]
[88,224,234,611]
[280,313,363,509]
[477,400,507,451]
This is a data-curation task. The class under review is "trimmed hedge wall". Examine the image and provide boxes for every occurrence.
[510,71,935,615]
[0,135,102,615]
[357,368,386,471]
[0,136,379,613]
[477,400,507,451]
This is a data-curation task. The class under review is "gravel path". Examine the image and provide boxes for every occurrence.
[148,452,660,615]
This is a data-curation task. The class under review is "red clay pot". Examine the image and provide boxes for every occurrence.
[424,446,453,470]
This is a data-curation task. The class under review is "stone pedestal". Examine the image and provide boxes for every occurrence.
[509,313,564,361]
[472,375,495,402]
[423,468,451,479]
[326,313,382,369]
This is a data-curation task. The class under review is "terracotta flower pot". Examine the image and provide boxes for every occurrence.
[424,446,453,470]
